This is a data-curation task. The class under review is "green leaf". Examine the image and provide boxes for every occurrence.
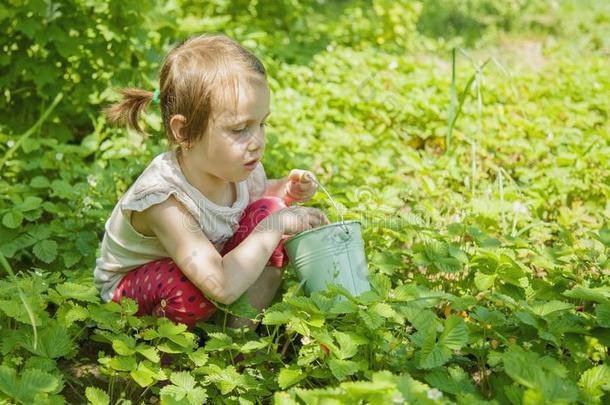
[170,371,196,391]
[187,387,208,404]
[203,364,241,394]
[595,303,610,328]
[594,228,610,247]
[2,211,23,229]
[529,300,573,317]
[358,309,384,329]
[333,331,366,360]
[328,359,359,380]
[136,344,160,362]
[109,355,137,372]
[112,335,136,356]
[21,322,73,359]
[50,179,73,199]
[188,348,209,366]
[262,310,292,324]
[131,368,154,388]
[33,240,58,263]
[160,385,189,404]
[278,366,307,389]
[369,273,391,298]
[371,302,397,319]
[30,176,50,188]
[20,368,59,394]
[204,333,234,352]
[85,386,110,405]
[418,334,452,369]
[240,340,269,353]
[578,365,610,402]
[440,315,469,350]
[563,286,610,304]
[225,292,258,319]
[55,282,99,303]
[474,272,496,290]
[19,196,43,211]
[425,366,476,396]
[0,366,59,403]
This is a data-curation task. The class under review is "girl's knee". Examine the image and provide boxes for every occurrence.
[248,196,287,215]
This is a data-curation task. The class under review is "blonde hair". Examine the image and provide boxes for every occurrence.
[104,33,267,152]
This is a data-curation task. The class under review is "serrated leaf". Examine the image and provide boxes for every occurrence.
[225,292,258,319]
[20,368,59,394]
[529,300,573,317]
[440,315,469,350]
[136,344,160,362]
[425,366,476,396]
[371,302,397,318]
[369,273,391,298]
[187,387,208,404]
[55,282,100,303]
[578,365,610,402]
[109,355,137,372]
[188,348,209,366]
[112,335,136,356]
[130,368,154,388]
[240,340,268,353]
[418,334,452,369]
[22,322,73,358]
[563,286,610,304]
[170,371,196,391]
[474,272,496,291]
[278,367,307,389]
[358,309,384,329]
[19,196,43,211]
[333,331,365,360]
[2,211,23,229]
[328,359,359,380]
[160,384,188,404]
[262,310,292,325]
[85,386,110,405]
[33,240,58,263]
[30,176,50,188]
[595,303,610,328]
[204,333,234,352]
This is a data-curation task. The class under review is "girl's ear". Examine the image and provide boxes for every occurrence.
[169,114,188,145]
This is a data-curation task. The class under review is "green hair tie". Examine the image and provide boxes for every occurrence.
[152,88,160,105]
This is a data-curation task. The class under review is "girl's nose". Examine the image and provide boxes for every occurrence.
[247,127,265,151]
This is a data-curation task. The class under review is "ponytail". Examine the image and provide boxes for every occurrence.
[104,88,154,134]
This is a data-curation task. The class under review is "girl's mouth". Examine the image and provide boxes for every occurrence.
[244,159,259,170]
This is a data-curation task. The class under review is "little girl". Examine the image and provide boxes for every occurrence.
[94,33,329,331]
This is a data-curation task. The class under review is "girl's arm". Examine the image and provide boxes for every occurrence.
[143,195,284,305]
[263,177,290,200]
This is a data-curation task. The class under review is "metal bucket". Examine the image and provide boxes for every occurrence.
[283,219,370,297]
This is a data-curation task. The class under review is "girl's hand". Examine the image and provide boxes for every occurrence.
[266,205,330,235]
[284,169,318,205]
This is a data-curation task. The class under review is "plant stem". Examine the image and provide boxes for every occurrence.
[0,92,63,170]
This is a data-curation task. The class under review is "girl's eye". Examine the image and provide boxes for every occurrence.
[232,122,267,134]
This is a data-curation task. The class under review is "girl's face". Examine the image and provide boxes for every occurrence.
[182,72,270,184]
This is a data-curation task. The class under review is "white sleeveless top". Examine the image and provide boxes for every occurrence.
[93,150,268,302]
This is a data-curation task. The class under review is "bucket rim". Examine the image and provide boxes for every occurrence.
[284,219,362,246]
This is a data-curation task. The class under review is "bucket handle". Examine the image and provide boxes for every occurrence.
[304,173,350,234]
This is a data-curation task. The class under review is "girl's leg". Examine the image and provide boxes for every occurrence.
[111,196,289,331]
[111,258,217,330]
[220,196,290,329]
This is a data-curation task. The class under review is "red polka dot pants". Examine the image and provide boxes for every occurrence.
[111,196,290,330]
